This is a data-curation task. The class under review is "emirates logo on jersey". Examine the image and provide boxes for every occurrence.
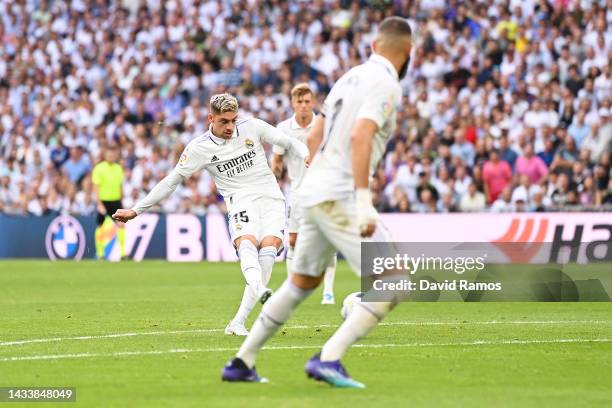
[215,150,256,176]
[245,139,254,149]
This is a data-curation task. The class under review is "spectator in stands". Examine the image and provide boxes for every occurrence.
[482,148,512,203]
[62,146,91,185]
[515,144,548,185]
[0,0,609,217]
[460,183,486,212]
[491,187,514,213]
[567,110,591,149]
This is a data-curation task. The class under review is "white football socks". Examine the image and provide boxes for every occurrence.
[258,246,277,286]
[231,285,258,326]
[285,245,294,275]
[322,254,337,295]
[238,240,265,295]
[237,279,314,368]
[231,240,264,326]
[320,300,393,362]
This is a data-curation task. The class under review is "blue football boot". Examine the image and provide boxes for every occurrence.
[305,352,365,388]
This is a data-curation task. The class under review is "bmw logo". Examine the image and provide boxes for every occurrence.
[45,215,86,260]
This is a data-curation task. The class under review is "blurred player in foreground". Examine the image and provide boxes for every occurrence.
[271,83,337,305]
[112,93,309,336]
[222,17,412,388]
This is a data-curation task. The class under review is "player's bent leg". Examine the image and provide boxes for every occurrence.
[222,275,317,382]
[225,285,255,336]
[258,235,283,302]
[303,200,402,388]
[227,235,265,334]
[222,211,333,382]
[257,197,286,302]
[234,235,270,300]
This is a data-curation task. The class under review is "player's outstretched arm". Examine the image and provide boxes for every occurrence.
[305,114,325,160]
[256,119,310,165]
[351,118,380,237]
[112,170,185,223]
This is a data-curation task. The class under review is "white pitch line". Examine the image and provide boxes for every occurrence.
[1,320,611,348]
[0,328,223,347]
[1,338,611,362]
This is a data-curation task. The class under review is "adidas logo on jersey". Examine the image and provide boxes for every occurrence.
[211,155,220,162]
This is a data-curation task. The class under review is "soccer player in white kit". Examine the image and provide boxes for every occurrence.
[271,83,337,305]
[112,93,309,336]
[222,17,413,387]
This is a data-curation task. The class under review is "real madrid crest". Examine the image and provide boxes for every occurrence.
[245,139,254,149]
[179,153,188,165]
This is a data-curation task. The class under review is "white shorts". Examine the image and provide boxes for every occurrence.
[227,197,286,244]
[287,196,303,234]
[292,198,392,277]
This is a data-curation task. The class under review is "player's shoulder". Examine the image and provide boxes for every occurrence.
[188,132,211,146]
[236,117,253,126]
[235,116,260,129]
[184,132,215,153]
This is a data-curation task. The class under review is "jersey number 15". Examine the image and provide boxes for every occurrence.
[233,211,249,223]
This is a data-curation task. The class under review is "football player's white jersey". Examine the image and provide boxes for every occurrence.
[297,54,402,207]
[175,117,308,211]
[272,114,316,192]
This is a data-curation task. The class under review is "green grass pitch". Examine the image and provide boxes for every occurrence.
[1,261,611,407]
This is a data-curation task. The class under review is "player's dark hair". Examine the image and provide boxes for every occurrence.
[378,16,412,39]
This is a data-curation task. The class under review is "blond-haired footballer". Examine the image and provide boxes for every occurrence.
[271,83,338,305]
[113,93,309,336]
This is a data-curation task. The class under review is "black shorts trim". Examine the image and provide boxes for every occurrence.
[97,200,123,225]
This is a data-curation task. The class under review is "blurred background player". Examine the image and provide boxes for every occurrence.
[223,16,412,388]
[271,83,337,305]
[92,145,126,260]
[112,93,309,336]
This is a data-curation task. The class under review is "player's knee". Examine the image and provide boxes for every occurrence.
[288,233,297,248]
[260,235,282,250]
[234,235,258,249]
[290,273,322,290]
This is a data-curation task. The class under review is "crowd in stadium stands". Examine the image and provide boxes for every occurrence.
[0,0,610,217]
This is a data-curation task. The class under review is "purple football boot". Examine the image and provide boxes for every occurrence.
[305,353,365,388]
[222,358,268,383]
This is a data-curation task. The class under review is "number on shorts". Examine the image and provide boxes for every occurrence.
[233,211,249,223]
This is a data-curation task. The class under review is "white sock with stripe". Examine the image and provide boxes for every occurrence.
[258,246,277,286]
[231,240,264,326]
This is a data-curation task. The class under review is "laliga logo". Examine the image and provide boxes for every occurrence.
[492,218,548,263]
[492,217,612,263]
[45,215,86,261]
